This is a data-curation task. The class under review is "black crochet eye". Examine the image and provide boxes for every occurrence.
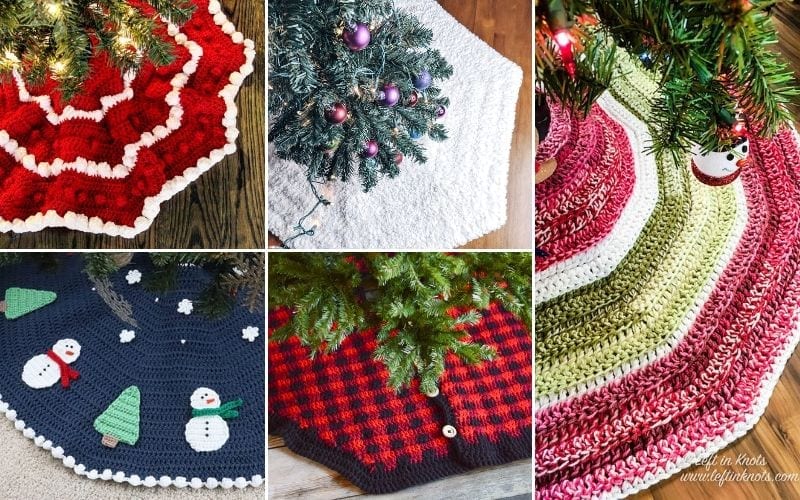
[726,153,734,161]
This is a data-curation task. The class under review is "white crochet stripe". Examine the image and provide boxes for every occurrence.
[0,391,263,489]
[535,91,659,305]
[536,179,749,409]
[0,0,254,238]
[14,69,136,125]
[4,22,203,179]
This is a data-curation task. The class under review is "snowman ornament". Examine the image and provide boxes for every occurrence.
[691,138,749,186]
[184,387,243,452]
[22,339,81,389]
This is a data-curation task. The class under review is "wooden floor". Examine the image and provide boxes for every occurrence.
[268,436,532,500]
[268,0,533,249]
[0,0,265,250]
[633,5,800,499]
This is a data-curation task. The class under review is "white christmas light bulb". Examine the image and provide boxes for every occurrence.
[51,60,67,74]
[45,2,61,17]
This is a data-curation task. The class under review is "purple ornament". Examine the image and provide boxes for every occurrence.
[413,70,432,91]
[363,140,379,158]
[325,102,348,124]
[343,23,371,51]
[436,105,447,118]
[378,83,400,107]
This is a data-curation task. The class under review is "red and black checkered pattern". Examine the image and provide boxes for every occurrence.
[268,302,532,494]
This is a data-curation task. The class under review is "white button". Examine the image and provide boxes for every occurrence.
[442,425,457,438]
[425,387,439,398]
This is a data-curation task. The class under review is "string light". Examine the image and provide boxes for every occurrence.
[3,51,19,64]
[552,29,576,78]
[45,1,61,17]
[553,29,572,48]
[51,60,67,74]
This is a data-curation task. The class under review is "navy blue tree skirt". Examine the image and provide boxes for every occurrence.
[0,255,264,488]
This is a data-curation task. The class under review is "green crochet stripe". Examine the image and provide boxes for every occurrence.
[535,53,740,398]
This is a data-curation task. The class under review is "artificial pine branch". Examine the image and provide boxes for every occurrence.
[268,0,453,192]
[0,253,263,320]
[535,0,800,158]
[0,0,195,100]
[269,253,532,393]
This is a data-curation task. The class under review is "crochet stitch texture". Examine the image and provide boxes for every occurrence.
[268,302,532,494]
[0,0,255,238]
[0,255,265,488]
[535,50,800,498]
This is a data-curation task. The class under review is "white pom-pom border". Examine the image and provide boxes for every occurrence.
[0,391,263,489]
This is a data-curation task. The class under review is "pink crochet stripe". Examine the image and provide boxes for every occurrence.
[535,102,636,271]
[535,127,800,499]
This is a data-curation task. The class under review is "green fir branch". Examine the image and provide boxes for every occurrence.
[269,253,532,392]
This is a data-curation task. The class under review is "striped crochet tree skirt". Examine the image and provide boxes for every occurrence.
[535,51,800,498]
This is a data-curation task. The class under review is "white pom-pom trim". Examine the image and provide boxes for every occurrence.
[0,0,255,238]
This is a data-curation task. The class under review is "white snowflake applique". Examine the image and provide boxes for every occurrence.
[241,326,260,342]
[177,299,194,315]
[126,270,142,284]
[120,330,136,343]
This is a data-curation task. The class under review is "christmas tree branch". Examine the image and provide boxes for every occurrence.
[269,253,532,392]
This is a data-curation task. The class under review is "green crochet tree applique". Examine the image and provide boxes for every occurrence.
[94,386,141,448]
[1,288,57,320]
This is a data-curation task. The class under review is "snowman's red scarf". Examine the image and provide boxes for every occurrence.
[46,350,80,389]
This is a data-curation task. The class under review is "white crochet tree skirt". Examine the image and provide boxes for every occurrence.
[268,0,523,249]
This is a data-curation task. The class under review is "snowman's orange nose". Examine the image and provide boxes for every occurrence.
[66,351,74,356]
[206,398,215,404]
[736,159,748,168]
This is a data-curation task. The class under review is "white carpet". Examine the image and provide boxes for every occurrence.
[268,0,523,249]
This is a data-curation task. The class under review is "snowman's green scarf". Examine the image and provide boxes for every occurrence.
[192,398,243,419]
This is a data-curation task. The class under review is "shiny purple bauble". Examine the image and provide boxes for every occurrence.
[394,151,404,165]
[343,23,371,51]
[363,140,379,158]
[325,103,348,124]
[378,83,400,107]
[413,70,432,90]
[436,105,446,118]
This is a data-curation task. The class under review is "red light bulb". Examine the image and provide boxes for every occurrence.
[553,29,572,48]
[552,29,576,78]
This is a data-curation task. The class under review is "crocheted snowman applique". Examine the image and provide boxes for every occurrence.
[184,387,243,452]
[22,339,81,389]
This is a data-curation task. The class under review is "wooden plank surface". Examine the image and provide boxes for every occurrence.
[267,0,533,249]
[0,0,265,250]
[269,436,532,500]
[633,7,800,498]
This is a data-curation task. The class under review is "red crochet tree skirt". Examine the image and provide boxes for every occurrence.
[0,0,254,238]
[268,303,532,494]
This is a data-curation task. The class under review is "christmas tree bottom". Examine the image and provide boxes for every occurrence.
[268,0,523,249]
[535,51,800,498]
[0,0,254,238]
[0,255,264,488]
